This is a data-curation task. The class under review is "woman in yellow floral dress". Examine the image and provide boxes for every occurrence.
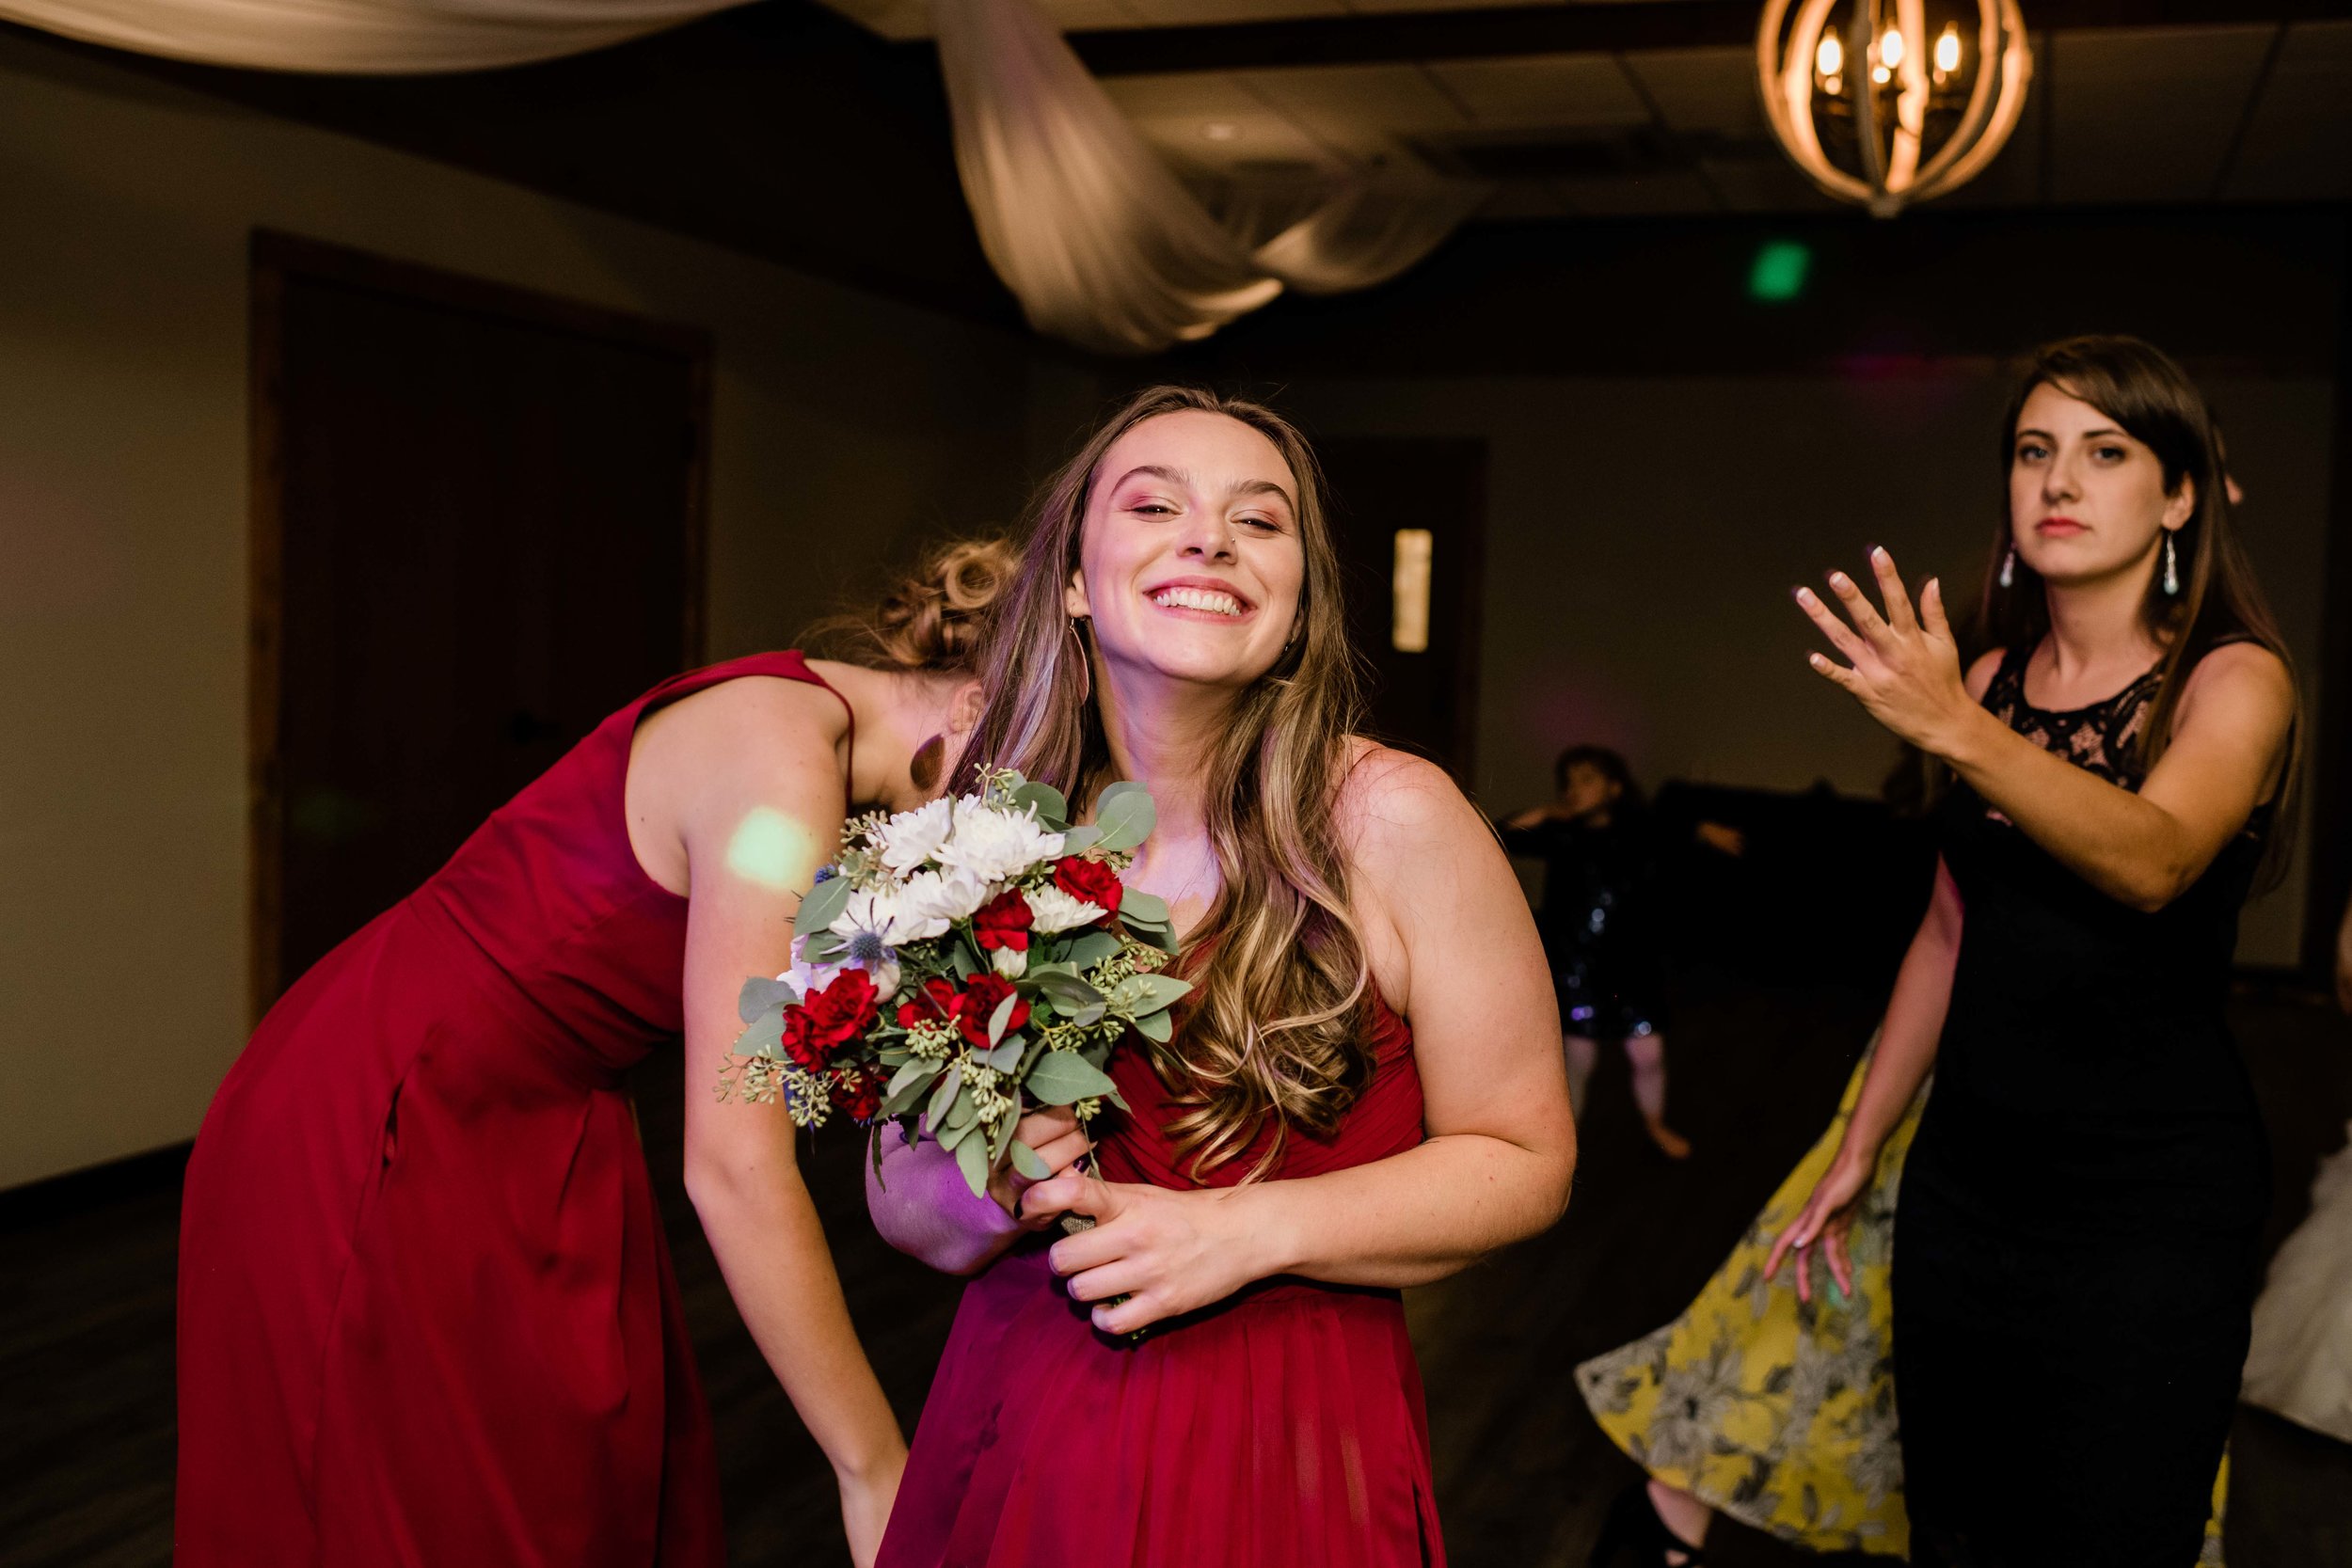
[1575,1039,2228,1565]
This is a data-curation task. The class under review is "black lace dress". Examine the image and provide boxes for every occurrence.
[1894,645,2270,1565]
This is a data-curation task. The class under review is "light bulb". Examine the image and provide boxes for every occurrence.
[1880,25,1905,69]
[1934,24,1963,73]
[1816,34,1844,76]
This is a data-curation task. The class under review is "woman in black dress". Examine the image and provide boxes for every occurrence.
[1772,336,2300,1565]
[1502,746,1692,1158]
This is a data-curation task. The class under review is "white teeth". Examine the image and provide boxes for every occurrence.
[1152,587,1244,616]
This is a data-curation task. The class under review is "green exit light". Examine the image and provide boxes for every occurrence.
[1749,241,1812,301]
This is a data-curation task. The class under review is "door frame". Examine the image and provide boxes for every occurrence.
[246,230,713,1019]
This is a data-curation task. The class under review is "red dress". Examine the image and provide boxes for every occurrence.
[176,651,836,1567]
[878,999,1445,1568]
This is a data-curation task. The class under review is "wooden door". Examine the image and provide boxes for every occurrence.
[249,232,710,1013]
[1316,438,1487,783]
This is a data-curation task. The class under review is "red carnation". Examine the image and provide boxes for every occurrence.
[971,889,1035,953]
[834,1068,885,1123]
[777,1007,829,1072]
[1053,856,1124,924]
[898,975,961,1030]
[800,970,880,1056]
[956,973,1029,1049]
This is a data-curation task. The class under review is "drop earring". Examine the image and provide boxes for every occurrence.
[1064,616,1093,704]
[2163,534,2180,596]
[1999,547,2015,589]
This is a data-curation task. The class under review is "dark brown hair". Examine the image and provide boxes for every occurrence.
[1979,335,2301,873]
[951,386,1373,1177]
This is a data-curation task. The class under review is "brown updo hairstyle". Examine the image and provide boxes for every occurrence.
[803,536,1017,676]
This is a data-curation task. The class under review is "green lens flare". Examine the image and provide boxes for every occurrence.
[725,806,820,893]
[1748,241,1812,302]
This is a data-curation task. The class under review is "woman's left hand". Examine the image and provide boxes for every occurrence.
[1023,1172,1263,1336]
[1794,548,1976,756]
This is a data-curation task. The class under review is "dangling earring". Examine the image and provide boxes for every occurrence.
[1064,616,1093,704]
[1999,547,2015,589]
[2162,534,2180,596]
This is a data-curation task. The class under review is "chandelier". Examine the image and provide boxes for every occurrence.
[1757,0,2033,217]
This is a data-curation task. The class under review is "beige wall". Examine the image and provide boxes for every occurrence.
[1281,372,2335,968]
[0,32,1041,1188]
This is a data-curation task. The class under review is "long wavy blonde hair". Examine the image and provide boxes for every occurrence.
[951,387,1373,1176]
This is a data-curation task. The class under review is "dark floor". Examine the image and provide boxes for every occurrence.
[4,983,2348,1567]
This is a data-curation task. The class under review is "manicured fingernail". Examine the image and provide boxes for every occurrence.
[1808,653,1828,670]
[1795,587,1816,604]
[1828,574,1851,591]
[1871,546,1889,562]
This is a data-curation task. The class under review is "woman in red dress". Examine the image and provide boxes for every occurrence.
[176,543,1010,1568]
[866,388,1581,1566]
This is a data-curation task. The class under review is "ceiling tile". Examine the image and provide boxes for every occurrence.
[1345,0,1559,12]
[2049,25,2278,203]
[1236,63,1474,145]
[1128,109,1335,173]
[1033,0,1157,30]
[1123,0,1346,25]
[1430,53,1655,132]
[1101,70,1272,120]
[1925,40,2052,211]
[1619,46,1762,136]
[1477,178,1574,220]
[2224,22,2352,201]
[1698,155,1838,214]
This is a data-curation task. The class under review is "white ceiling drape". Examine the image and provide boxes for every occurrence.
[0,0,1484,349]
[0,0,735,72]
[932,0,1486,355]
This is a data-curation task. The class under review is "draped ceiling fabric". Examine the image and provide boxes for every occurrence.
[0,0,737,71]
[0,0,1484,348]
[931,0,1486,355]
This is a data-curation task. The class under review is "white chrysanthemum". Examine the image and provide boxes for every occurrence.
[896,865,992,939]
[1024,882,1105,934]
[934,804,1064,884]
[874,795,955,875]
[991,945,1027,978]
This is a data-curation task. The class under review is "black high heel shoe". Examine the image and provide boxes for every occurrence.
[1589,1481,1708,1568]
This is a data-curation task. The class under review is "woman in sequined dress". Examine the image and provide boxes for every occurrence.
[1778,336,2300,1565]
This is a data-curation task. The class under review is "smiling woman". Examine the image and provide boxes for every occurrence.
[867,387,1577,1568]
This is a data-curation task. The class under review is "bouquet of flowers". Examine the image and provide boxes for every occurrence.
[718,768,1186,1198]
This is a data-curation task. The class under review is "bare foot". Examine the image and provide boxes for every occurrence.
[1645,1118,1692,1160]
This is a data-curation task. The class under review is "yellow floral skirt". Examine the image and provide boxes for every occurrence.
[1574,1044,2227,1562]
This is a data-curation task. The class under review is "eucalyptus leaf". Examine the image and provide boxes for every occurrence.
[1134,1008,1173,1043]
[1092,788,1155,855]
[735,1007,786,1060]
[1071,1003,1107,1029]
[1008,1139,1052,1180]
[1024,959,1078,982]
[926,1065,963,1127]
[1116,889,1170,926]
[1033,973,1104,1010]
[1010,781,1069,829]
[951,942,980,979]
[738,976,799,1024]
[1063,930,1122,970]
[885,1058,938,1100]
[801,928,847,964]
[938,1110,977,1151]
[1058,824,1103,855]
[981,1037,1025,1072]
[990,1109,1018,1161]
[987,991,1021,1046]
[1026,1050,1120,1105]
[795,874,854,939]
[1110,974,1192,1016]
[952,1132,991,1197]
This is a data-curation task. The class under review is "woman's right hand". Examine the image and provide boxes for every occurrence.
[1762,1148,1874,1306]
[988,1106,1091,1229]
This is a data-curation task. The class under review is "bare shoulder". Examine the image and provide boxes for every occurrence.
[2177,640,2296,728]
[641,673,843,775]
[1963,646,2006,702]
[1332,739,1485,873]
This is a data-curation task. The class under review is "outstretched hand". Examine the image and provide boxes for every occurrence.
[1794,548,1977,757]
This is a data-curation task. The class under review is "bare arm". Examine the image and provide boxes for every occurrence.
[638,680,903,1558]
[1800,551,2294,912]
[1028,751,1579,1334]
